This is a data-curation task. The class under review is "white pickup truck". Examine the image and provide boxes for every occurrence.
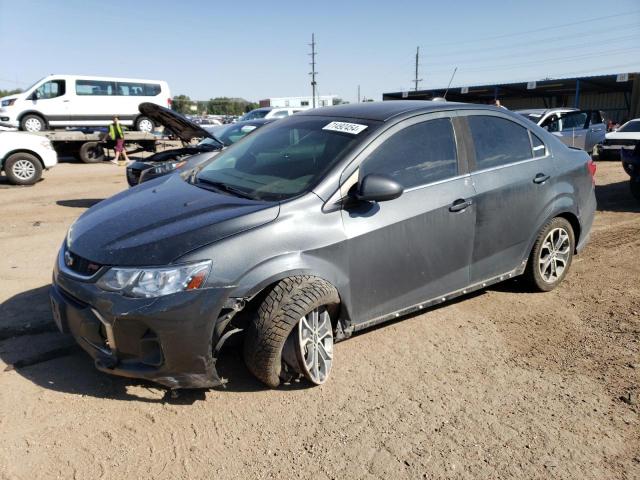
[0,131,58,185]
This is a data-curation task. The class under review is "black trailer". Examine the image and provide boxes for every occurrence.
[32,130,157,163]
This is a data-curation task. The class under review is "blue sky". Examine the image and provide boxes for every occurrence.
[1,0,639,102]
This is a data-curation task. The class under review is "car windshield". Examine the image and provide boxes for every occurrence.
[618,120,640,133]
[518,113,542,124]
[241,109,269,121]
[193,116,378,201]
[199,123,262,147]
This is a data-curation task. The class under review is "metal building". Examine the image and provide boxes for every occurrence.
[383,73,640,122]
[259,95,338,109]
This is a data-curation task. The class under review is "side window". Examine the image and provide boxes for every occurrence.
[34,80,65,99]
[590,110,603,125]
[560,112,588,131]
[468,115,532,170]
[144,84,161,96]
[361,118,458,189]
[272,110,289,118]
[116,82,146,96]
[76,80,116,96]
[530,132,546,158]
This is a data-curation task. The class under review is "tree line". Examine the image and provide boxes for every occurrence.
[172,95,258,116]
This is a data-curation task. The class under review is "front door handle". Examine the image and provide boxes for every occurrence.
[449,198,472,212]
[533,173,550,184]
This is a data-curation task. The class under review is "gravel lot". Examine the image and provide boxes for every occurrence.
[0,157,638,480]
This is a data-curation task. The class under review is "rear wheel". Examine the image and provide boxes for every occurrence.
[79,142,105,163]
[20,114,46,132]
[524,217,575,292]
[243,276,340,388]
[135,116,154,133]
[4,153,42,185]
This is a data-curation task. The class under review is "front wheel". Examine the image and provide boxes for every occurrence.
[243,276,340,388]
[524,217,575,292]
[20,114,46,132]
[4,153,43,185]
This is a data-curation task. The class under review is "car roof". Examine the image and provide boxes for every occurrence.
[297,100,472,122]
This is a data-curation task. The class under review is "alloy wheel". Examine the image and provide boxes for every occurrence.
[12,159,36,180]
[538,227,571,283]
[296,307,333,385]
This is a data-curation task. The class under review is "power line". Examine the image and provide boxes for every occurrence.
[421,10,640,48]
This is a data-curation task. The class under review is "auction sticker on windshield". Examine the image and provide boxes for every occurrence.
[322,121,368,135]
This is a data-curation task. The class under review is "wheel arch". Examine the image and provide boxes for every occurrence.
[17,110,47,123]
[1,149,44,169]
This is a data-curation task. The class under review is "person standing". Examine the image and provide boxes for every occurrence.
[108,116,129,166]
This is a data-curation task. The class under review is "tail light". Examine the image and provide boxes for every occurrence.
[167,98,173,107]
[587,158,597,185]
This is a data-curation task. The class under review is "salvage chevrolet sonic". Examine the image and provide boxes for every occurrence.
[50,101,597,389]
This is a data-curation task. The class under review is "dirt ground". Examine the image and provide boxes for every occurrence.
[0,156,638,480]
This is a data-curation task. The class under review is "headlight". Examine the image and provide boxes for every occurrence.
[154,161,185,174]
[1,98,16,107]
[96,260,212,298]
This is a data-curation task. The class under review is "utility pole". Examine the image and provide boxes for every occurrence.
[309,33,317,108]
[357,85,361,103]
[413,46,422,92]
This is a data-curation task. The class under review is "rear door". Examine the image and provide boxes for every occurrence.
[341,113,476,324]
[462,112,556,283]
[585,110,606,152]
[73,79,117,125]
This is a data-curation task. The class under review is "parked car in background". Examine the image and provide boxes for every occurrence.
[126,103,225,186]
[126,103,274,186]
[50,101,596,391]
[0,75,171,133]
[517,108,606,152]
[239,107,305,121]
[596,118,640,160]
[136,118,275,185]
[621,142,640,201]
[0,131,57,185]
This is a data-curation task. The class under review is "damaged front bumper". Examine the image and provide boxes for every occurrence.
[50,252,242,389]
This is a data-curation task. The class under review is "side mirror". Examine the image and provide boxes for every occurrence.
[350,174,403,202]
[30,92,38,101]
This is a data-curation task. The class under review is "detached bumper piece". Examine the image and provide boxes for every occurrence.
[49,283,225,389]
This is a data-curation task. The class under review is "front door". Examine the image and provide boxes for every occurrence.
[341,115,476,324]
[29,78,69,126]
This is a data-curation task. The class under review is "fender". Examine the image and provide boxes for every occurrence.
[231,250,353,324]
[1,149,44,168]
[17,109,47,122]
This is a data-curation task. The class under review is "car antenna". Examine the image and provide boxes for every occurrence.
[442,67,458,100]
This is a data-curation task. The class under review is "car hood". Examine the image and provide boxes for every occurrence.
[606,131,640,141]
[67,174,279,266]
[139,102,221,145]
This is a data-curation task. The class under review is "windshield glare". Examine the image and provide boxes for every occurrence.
[195,116,377,201]
[241,109,269,121]
[200,123,260,147]
[618,121,640,133]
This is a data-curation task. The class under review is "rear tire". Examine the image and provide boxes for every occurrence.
[20,114,46,132]
[523,217,575,292]
[4,153,42,185]
[243,276,340,388]
[79,142,105,163]
[135,116,154,133]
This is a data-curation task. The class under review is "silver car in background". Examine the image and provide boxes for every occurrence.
[517,108,606,152]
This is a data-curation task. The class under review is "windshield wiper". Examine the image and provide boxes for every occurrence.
[195,177,255,199]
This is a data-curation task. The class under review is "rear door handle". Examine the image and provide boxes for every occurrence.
[533,173,550,184]
[449,198,472,212]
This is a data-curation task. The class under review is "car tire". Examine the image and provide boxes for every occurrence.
[79,142,105,163]
[135,116,154,133]
[524,217,575,292]
[243,276,340,388]
[4,152,43,185]
[630,178,640,202]
[20,114,46,132]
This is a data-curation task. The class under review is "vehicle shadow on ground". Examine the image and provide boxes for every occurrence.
[0,286,288,404]
[595,179,640,213]
[56,199,104,208]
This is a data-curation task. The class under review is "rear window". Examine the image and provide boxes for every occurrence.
[618,120,640,133]
[468,115,532,170]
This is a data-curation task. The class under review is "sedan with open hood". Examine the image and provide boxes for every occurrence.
[50,101,596,390]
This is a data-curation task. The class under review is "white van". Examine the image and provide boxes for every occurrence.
[0,75,172,132]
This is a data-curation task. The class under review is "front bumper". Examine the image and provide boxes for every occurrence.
[50,249,234,389]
